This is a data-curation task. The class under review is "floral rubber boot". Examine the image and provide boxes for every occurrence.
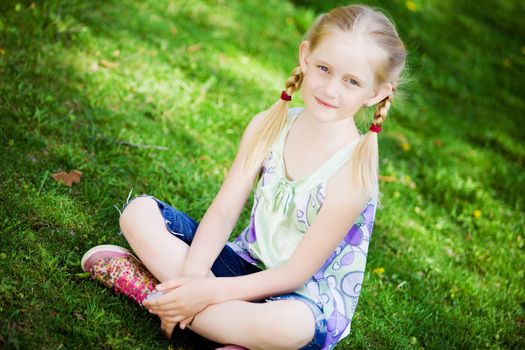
[81,244,159,305]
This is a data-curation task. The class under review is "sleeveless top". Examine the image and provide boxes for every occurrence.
[227,107,377,349]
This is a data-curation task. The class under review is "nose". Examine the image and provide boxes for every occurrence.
[324,76,339,98]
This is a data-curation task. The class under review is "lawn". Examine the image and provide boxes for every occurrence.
[0,0,524,349]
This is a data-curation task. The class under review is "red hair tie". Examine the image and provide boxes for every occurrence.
[369,124,382,133]
[280,90,292,101]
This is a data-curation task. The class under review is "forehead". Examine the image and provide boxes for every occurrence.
[310,31,386,83]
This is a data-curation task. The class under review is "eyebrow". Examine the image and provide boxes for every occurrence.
[316,58,366,83]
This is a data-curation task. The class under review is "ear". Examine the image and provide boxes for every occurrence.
[298,41,311,75]
[366,82,393,106]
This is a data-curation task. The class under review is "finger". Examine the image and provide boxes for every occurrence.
[179,315,195,330]
[159,313,186,324]
[150,299,185,313]
[147,301,180,315]
[156,278,184,291]
[147,288,183,308]
[157,311,184,320]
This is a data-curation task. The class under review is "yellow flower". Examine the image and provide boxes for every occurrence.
[0,48,5,56]
[521,47,525,55]
[373,267,385,274]
[473,210,481,219]
[406,1,417,11]
[401,142,410,152]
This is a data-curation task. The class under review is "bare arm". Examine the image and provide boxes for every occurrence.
[145,138,371,331]
[180,111,268,277]
[208,164,370,303]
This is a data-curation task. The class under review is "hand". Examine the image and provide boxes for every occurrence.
[143,276,212,329]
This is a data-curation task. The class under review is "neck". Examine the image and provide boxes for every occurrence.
[299,109,361,148]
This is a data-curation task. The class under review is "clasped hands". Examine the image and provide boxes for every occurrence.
[143,275,212,339]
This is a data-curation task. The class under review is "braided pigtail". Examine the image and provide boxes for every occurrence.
[245,65,304,174]
[371,93,392,131]
[350,92,394,200]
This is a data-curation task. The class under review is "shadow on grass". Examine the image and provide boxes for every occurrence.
[1,0,524,349]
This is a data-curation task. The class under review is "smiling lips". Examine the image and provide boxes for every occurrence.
[315,97,337,109]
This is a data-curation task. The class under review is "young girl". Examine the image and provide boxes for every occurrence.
[81,4,406,349]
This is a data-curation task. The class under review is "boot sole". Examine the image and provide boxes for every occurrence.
[81,244,132,272]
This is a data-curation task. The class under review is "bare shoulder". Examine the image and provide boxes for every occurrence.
[325,161,370,208]
[242,109,269,138]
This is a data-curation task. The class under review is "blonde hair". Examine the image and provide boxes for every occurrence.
[245,4,407,199]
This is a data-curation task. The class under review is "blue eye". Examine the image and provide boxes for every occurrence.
[318,65,329,73]
[346,78,359,86]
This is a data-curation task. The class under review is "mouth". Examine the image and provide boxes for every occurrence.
[315,97,337,109]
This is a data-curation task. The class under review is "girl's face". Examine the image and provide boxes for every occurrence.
[299,31,392,123]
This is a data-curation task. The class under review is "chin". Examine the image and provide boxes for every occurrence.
[304,102,335,120]
[311,110,340,123]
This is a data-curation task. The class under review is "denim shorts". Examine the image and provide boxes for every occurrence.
[126,195,327,349]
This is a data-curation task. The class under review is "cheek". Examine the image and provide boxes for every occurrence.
[339,92,367,112]
[342,89,367,103]
[300,73,315,95]
[302,71,323,92]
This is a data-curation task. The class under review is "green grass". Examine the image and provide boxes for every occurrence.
[1,0,524,349]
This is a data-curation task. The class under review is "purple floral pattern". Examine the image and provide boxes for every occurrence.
[228,108,377,349]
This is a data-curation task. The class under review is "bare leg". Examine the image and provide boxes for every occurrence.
[119,197,317,349]
[118,196,214,281]
[188,299,316,350]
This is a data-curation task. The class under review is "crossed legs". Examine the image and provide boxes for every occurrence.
[119,197,316,350]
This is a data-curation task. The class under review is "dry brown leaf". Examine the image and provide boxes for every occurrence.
[52,170,82,187]
[187,44,202,54]
[99,59,118,69]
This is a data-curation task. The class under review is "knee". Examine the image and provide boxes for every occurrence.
[119,196,158,234]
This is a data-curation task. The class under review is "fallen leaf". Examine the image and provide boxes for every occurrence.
[171,27,178,36]
[52,170,82,187]
[99,59,118,69]
[434,139,443,147]
[187,44,202,54]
